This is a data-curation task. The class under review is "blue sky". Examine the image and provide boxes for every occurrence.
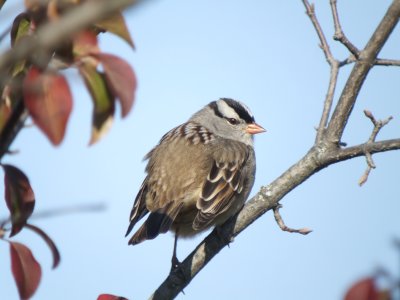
[1,1,399,299]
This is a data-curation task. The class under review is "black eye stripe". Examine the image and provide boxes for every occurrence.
[209,101,224,118]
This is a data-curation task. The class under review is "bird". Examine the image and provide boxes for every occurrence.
[125,98,265,267]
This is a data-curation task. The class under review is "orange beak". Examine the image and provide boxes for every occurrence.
[246,122,266,135]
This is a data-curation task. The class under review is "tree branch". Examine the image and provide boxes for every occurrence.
[0,0,142,87]
[149,1,400,297]
[375,58,400,66]
[326,0,400,144]
[273,204,312,235]
[330,0,360,57]
[150,137,400,299]
[301,0,341,142]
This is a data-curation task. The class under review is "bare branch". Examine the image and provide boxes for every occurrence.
[359,111,393,186]
[316,62,339,142]
[302,0,336,66]
[149,2,400,296]
[301,1,341,142]
[375,58,400,66]
[364,110,393,143]
[330,0,360,57]
[150,137,400,298]
[273,204,312,235]
[326,0,400,144]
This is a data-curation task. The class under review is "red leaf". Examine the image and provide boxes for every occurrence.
[93,53,136,117]
[2,164,35,236]
[344,277,379,300]
[10,241,42,300]
[97,294,128,300]
[73,30,100,58]
[26,224,61,269]
[23,67,73,145]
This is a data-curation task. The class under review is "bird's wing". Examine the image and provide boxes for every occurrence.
[127,123,211,244]
[193,140,250,230]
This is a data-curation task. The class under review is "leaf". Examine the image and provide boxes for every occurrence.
[344,277,379,300]
[79,63,114,145]
[0,85,12,134]
[93,53,137,118]
[73,30,100,59]
[23,67,73,145]
[2,164,35,237]
[26,223,61,269]
[10,241,42,300]
[95,11,135,49]
[10,13,31,75]
[97,294,128,300]
[11,13,31,47]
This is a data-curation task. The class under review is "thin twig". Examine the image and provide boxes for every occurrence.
[302,0,336,66]
[326,0,400,144]
[273,204,312,235]
[359,110,393,186]
[0,202,106,226]
[330,0,360,57]
[375,58,400,66]
[316,61,339,142]
[150,137,400,299]
[302,0,341,142]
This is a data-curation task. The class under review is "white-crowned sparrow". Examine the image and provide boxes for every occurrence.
[125,98,265,266]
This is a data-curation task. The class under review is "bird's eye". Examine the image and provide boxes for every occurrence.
[227,118,239,125]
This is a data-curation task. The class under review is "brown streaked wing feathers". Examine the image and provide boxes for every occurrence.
[193,143,249,230]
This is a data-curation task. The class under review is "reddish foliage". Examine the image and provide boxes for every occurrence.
[23,67,73,145]
[10,241,42,300]
[26,224,61,269]
[97,294,128,300]
[73,30,100,58]
[2,164,35,236]
[94,53,137,118]
[344,277,379,300]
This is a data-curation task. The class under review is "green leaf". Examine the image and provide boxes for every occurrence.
[93,53,137,118]
[95,12,135,49]
[0,86,12,134]
[11,13,31,47]
[10,13,31,76]
[79,63,115,145]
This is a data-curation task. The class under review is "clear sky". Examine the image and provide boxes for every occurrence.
[1,1,399,299]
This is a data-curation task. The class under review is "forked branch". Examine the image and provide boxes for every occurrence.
[358,110,393,186]
[150,1,400,298]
